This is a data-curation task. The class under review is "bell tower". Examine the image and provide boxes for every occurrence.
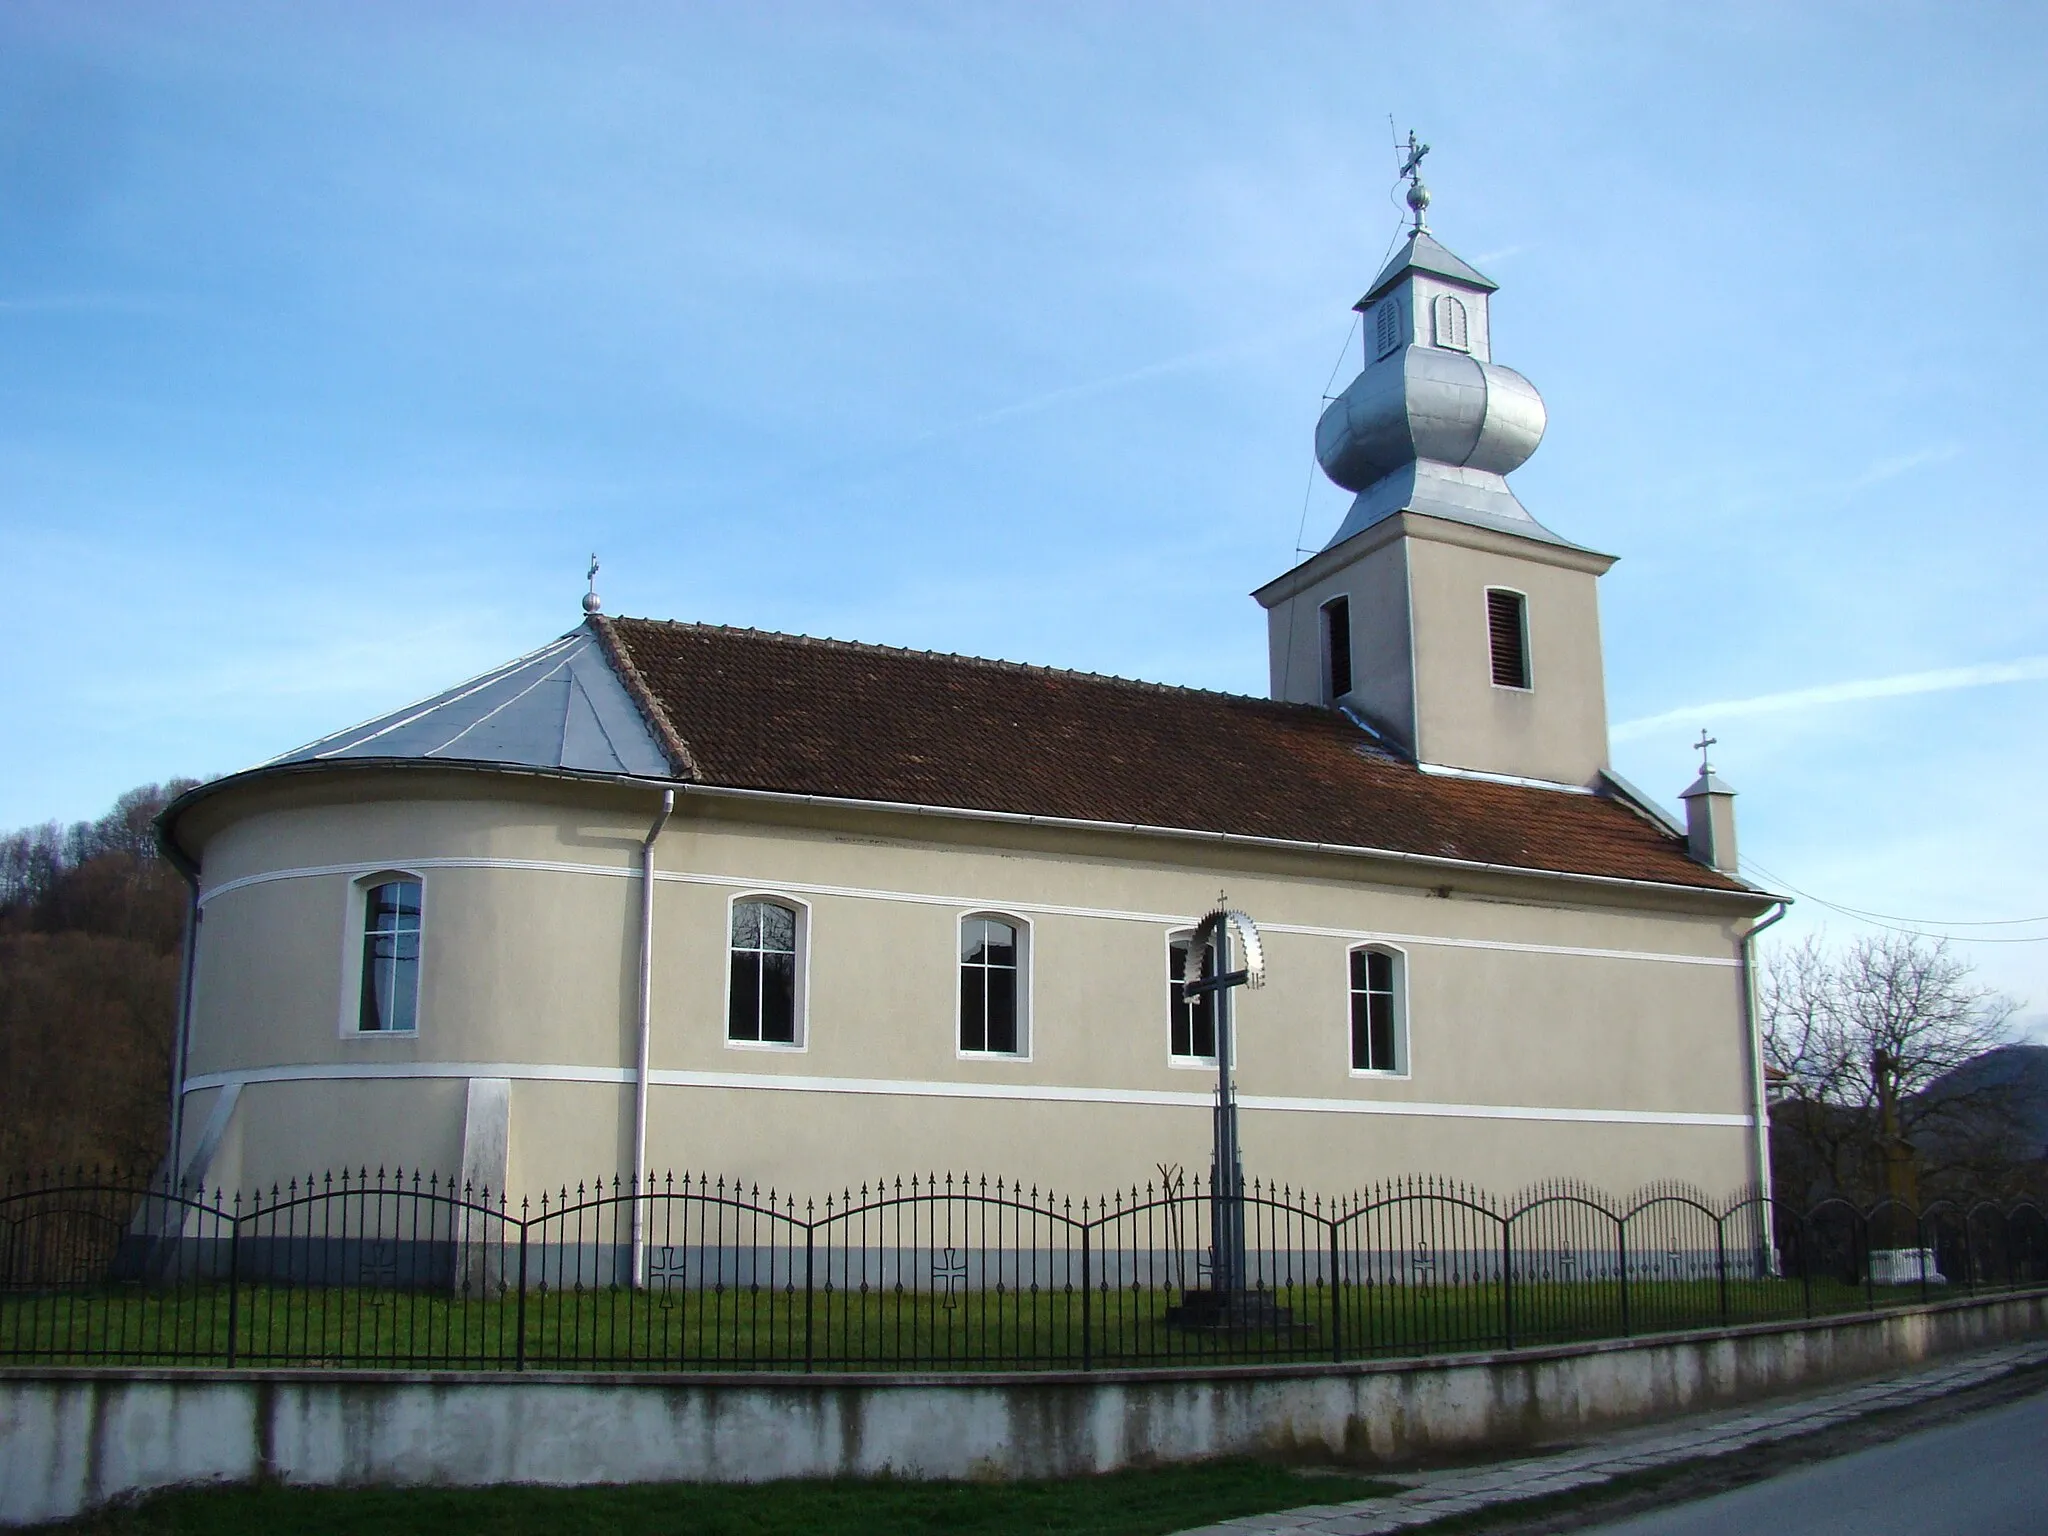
[1254,145,1616,788]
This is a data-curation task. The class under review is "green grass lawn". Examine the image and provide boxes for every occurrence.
[37,1463,1399,1535]
[1,1275,1945,1371]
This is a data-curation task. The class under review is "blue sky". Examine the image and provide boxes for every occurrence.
[3,3,2044,1030]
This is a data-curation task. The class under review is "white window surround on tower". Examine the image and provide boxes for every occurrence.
[1347,943,1410,1077]
[341,871,424,1038]
[957,911,1031,1059]
[1433,293,1470,351]
[726,893,809,1051]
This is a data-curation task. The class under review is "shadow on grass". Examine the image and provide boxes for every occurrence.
[37,1461,1400,1536]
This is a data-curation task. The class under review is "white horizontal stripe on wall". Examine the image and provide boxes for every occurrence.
[198,856,1739,970]
[181,1060,1753,1129]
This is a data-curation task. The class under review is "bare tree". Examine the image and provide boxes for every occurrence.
[1763,932,2022,1207]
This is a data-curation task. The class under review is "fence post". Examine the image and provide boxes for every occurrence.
[514,1217,529,1373]
[1716,1214,1729,1325]
[1499,1218,1514,1351]
[1080,1223,1092,1372]
[1917,1209,1930,1306]
[1862,1210,1874,1314]
[1328,1219,1343,1365]
[1800,1210,1813,1318]
[804,1226,815,1374]
[224,1192,241,1369]
[1617,1219,1631,1338]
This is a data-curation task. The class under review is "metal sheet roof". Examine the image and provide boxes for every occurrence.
[264,623,671,777]
[1360,231,1499,307]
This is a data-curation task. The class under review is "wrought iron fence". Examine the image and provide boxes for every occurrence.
[2,1167,2043,1372]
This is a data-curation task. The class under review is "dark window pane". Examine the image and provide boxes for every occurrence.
[986,968,1017,1054]
[1488,590,1529,688]
[759,902,795,954]
[961,920,988,965]
[731,901,761,949]
[1171,937,1219,1061]
[1349,947,1370,991]
[1368,949,1393,993]
[1350,988,1371,1070]
[983,920,1016,969]
[360,882,422,1032]
[1324,598,1352,699]
[761,951,797,1043]
[1368,991,1396,1073]
[960,968,987,1052]
[729,954,761,1041]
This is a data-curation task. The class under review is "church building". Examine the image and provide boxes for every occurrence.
[159,193,1779,1207]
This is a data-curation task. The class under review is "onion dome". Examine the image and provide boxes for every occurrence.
[1314,229,1572,551]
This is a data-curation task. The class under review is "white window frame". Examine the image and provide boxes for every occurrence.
[723,892,811,1053]
[1346,942,1411,1079]
[1433,293,1470,351]
[955,909,1032,1062]
[1164,927,1233,1070]
[1484,585,1534,693]
[339,869,426,1039]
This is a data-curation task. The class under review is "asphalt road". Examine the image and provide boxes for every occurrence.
[1574,1385,2048,1535]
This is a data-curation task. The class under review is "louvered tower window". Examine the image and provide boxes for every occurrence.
[1486,589,1530,689]
[1374,299,1400,358]
[1433,294,1469,351]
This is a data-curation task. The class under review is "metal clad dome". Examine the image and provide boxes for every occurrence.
[1313,225,1575,552]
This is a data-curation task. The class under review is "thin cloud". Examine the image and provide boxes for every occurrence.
[1845,442,1961,492]
[1471,244,1524,266]
[1613,655,2048,743]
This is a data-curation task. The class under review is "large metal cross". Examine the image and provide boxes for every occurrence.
[1180,906,1266,1299]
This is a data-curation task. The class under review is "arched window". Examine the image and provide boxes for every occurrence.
[1349,945,1406,1073]
[1374,298,1401,359]
[729,897,803,1046]
[960,913,1028,1055]
[355,875,422,1034]
[1433,294,1469,351]
[1167,930,1217,1063]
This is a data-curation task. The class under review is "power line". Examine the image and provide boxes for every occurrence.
[1740,855,2048,944]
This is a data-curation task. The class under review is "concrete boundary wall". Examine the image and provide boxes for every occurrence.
[5,1291,2044,1527]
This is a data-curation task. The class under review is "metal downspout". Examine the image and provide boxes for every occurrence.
[1740,899,1790,1267]
[630,788,674,1287]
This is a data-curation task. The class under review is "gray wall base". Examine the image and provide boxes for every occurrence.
[5,1291,2043,1527]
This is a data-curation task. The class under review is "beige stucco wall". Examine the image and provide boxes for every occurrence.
[1405,524,1611,784]
[175,769,1765,1203]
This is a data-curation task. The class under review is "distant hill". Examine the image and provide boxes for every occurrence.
[1919,1043,2048,1162]
[0,782,196,1184]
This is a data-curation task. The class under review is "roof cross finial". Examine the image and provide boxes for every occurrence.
[583,553,603,616]
[1399,129,1431,235]
[1693,729,1717,775]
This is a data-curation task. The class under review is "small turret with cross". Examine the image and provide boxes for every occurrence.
[1679,730,1739,875]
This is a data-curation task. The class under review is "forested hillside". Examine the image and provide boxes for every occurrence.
[0,782,197,1182]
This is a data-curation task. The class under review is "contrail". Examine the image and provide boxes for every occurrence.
[1613,656,2048,743]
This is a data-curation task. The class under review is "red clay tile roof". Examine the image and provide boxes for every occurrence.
[603,617,1746,893]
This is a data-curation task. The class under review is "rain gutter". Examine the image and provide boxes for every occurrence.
[1740,897,1792,1264]
[630,787,674,1288]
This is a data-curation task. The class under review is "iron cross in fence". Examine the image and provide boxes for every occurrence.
[932,1245,967,1309]
[649,1245,686,1304]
